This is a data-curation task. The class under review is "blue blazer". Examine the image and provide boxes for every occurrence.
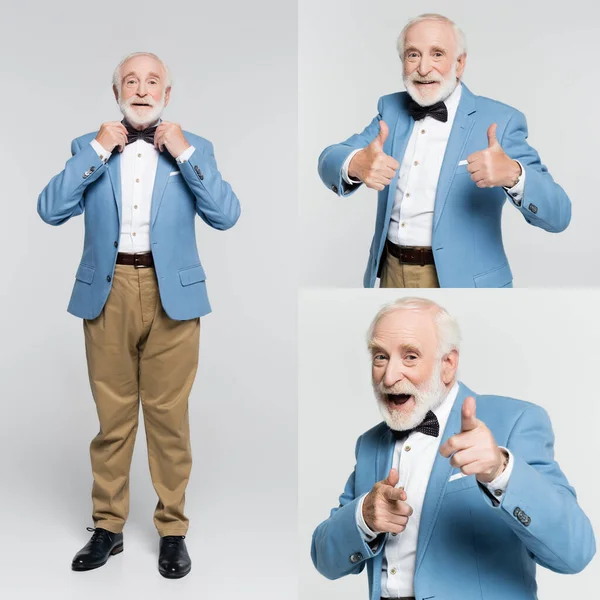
[311,382,595,600]
[318,85,571,288]
[38,131,240,320]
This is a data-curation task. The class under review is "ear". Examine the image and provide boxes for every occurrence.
[164,86,171,108]
[455,52,467,80]
[113,85,119,103]
[441,349,459,385]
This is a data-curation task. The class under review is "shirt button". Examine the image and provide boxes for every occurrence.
[390,568,397,575]
[134,205,138,209]
[494,489,503,497]
[401,222,406,228]
[137,153,142,158]
[406,192,410,198]
[391,533,397,537]
[135,178,140,183]
[414,160,419,166]
[132,232,137,237]
[404,445,411,452]
[99,155,104,160]
[421,129,426,134]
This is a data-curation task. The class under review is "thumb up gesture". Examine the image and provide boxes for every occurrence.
[467,123,522,188]
[439,396,506,483]
[362,468,414,534]
[348,121,400,191]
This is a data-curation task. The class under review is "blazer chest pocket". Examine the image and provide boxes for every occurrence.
[178,264,206,287]
[445,473,478,495]
[75,263,95,285]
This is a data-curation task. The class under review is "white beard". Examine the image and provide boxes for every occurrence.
[119,93,165,128]
[404,62,458,107]
[374,362,449,431]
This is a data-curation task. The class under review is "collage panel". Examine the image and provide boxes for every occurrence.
[300,1,599,288]
[299,289,600,600]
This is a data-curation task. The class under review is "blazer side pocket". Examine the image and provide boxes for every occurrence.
[75,263,95,285]
[178,264,206,287]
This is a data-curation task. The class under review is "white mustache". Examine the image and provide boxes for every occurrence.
[409,75,443,84]
[377,380,420,397]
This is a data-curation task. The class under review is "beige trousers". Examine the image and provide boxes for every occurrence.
[379,250,440,288]
[83,265,200,536]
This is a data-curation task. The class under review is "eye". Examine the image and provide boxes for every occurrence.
[433,51,444,58]
[372,353,388,364]
[404,354,418,362]
[148,80,158,85]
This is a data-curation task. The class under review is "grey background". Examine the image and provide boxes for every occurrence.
[299,289,600,599]
[299,0,600,288]
[0,1,297,598]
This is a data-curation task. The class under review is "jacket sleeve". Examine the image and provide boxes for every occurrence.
[177,141,241,231]
[311,435,386,580]
[37,138,107,226]
[317,97,384,198]
[482,403,595,574]
[501,110,571,233]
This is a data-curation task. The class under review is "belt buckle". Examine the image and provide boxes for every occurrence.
[133,254,150,269]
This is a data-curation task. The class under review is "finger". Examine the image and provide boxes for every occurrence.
[476,179,489,188]
[383,468,399,487]
[449,446,480,469]
[386,157,401,171]
[487,123,499,148]
[439,432,473,457]
[373,120,389,149]
[117,123,128,135]
[461,396,478,432]
[383,487,406,502]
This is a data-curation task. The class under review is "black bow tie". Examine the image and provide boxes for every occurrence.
[390,410,440,439]
[123,120,158,145]
[407,99,448,123]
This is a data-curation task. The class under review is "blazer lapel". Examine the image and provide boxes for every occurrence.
[150,151,175,228]
[106,154,122,226]
[432,84,477,233]
[415,382,473,574]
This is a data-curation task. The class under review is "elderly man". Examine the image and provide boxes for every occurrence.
[38,52,240,577]
[311,298,594,600]
[318,14,571,288]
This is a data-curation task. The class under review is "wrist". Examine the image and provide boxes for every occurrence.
[506,160,522,188]
[348,149,364,180]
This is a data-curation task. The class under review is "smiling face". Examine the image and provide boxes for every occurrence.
[114,54,171,129]
[402,19,466,107]
[370,307,458,430]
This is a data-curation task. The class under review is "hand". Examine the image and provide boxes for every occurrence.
[362,468,413,534]
[439,396,506,483]
[348,121,400,191]
[95,121,128,153]
[467,124,522,188]
[154,121,191,157]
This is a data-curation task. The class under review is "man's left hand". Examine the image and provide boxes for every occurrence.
[155,122,191,157]
[467,124,522,188]
[439,396,506,484]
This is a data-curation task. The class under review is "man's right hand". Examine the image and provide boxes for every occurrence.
[95,122,128,153]
[362,468,413,534]
[348,121,400,190]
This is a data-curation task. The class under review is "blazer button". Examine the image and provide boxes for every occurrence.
[349,552,363,564]
[331,184,339,194]
[528,203,538,214]
[90,166,96,173]
[114,241,118,248]
[513,507,522,519]
[106,275,111,282]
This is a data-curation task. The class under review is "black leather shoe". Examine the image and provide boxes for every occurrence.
[158,535,192,579]
[72,527,124,571]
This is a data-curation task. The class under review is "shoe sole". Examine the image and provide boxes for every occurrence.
[158,565,192,579]
[71,544,124,571]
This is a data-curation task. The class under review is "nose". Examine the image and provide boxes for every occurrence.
[417,56,432,77]
[382,357,406,388]
[137,81,148,97]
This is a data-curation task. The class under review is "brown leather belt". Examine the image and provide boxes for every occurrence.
[385,240,434,266]
[116,252,154,268]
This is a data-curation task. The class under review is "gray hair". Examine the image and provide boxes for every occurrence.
[112,52,172,90]
[396,13,467,60]
[367,297,461,357]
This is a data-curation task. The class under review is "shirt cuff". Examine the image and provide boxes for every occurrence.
[341,149,363,185]
[90,139,110,163]
[504,160,526,206]
[176,145,195,164]
[482,447,514,499]
[356,494,379,542]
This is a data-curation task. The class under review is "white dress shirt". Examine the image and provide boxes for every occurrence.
[355,382,514,598]
[90,128,195,253]
[342,83,525,247]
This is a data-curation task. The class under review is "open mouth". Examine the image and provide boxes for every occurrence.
[415,81,439,86]
[386,393,413,406]
[132,102,151,107]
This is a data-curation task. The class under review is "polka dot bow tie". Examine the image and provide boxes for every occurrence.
[122,120,158,146]
[407,98,448,123]
[390,410,440,439]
